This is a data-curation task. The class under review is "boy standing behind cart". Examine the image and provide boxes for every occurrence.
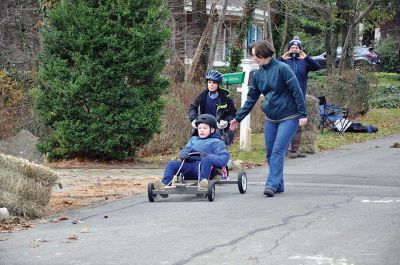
[189,70,237,146]
[153,114,230,190]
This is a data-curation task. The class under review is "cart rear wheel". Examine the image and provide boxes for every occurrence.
[147,183,157,202]
[207,183,215,202]
[238,171,247,194]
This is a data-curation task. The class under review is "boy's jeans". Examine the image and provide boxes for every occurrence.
[162,156,217,185]
[264,118,299,192]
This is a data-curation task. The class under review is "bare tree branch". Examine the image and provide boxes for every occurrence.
[207,0,228,70]
[185,3,218,83]
[338,0,379,73]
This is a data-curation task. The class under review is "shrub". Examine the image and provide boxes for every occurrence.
[375,36,400,73]
[374,72,400,86]
[35,0,170,160]
[308,69,326,81]
[371,86,400,108]
[309,71,376,116]
[0,153,58,218]
[140,82,202,156]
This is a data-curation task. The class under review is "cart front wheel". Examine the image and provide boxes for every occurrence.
[238,171,247,194]
[147,183,157,202]
[207,183,216,202]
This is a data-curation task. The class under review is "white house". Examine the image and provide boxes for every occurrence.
[183,0,269,67]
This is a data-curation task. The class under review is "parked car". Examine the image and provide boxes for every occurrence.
[311,46,381,69]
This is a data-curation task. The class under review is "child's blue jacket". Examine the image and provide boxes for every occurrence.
[179,132,229,166]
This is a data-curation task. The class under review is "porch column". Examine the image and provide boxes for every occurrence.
[238,59,255,151]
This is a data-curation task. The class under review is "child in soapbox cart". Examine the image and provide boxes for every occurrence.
[148,114,247,202]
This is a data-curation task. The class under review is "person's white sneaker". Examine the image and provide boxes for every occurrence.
[199,179,208,189]
[153,179,165,190]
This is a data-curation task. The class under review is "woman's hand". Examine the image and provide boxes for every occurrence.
[299,118,308,126]
[229,119,240,130]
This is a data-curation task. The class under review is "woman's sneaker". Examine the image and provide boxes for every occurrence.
[199,179,209,189]
[287,151,306,159]
[263,186,275,197]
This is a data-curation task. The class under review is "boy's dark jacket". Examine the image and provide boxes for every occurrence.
[189,88,236,122]
[179,131,229,166]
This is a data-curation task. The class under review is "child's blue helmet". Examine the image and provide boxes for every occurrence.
[195,114,217,129]
[205,70,223,83]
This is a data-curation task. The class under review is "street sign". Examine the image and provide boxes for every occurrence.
[222,72,245,85]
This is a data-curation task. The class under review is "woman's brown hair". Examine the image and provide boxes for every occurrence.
[249,40,276,58]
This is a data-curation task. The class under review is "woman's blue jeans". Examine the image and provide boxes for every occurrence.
[264,118,299,192]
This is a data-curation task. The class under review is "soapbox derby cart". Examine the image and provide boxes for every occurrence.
[147,152,247,202]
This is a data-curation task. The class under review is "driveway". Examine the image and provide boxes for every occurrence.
[1,134,400,265]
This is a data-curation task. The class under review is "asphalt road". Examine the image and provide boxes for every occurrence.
[1,134,400,265]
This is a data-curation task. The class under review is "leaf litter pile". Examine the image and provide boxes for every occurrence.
[1,159,162,233]
[48,161,162,213]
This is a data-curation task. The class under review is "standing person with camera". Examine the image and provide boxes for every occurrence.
[279,36,321,159]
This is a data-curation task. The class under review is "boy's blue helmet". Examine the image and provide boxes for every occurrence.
[205,70,223,83]
[195,114,217,129]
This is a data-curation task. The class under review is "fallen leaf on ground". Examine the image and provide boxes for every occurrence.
[34,238,48,242]
[72,220,80,224]
[80,227,90,233]
[68,235,78,240]
[53,216,69,223]
[21,223,35,228]
[30,242,40,248]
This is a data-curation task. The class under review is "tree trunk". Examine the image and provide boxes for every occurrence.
[338,0,379,74]
[167,0,186,82]
[229,0,258,72]
[192,0,208,72]
[278,5,290,55]
[185,3,218,83]
[263,0,274,46]
[207,0,228,70]
[326,1,340,76]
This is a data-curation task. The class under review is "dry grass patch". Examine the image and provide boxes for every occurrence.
[0,153,58,219]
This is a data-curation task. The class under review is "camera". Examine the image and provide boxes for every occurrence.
[290,52,300,58]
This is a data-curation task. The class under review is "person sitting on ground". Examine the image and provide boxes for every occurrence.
[189,70,237,146]
[153,114,230,190]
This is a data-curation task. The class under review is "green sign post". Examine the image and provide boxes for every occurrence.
[222,72,245,85]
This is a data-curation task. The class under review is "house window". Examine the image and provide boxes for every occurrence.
[246,25,263,54]
[223,23,263,60]
[223,21,232,61]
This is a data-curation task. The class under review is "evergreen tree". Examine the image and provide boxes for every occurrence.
[35,0,170,160]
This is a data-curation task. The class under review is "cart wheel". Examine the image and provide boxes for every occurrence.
[238,171,247,194]
[147,183,157,202]
[207,183,216,202]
